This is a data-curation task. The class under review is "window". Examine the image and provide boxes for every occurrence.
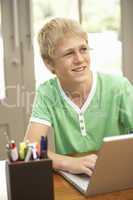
[0,3,5,99]
[81,0,122,75]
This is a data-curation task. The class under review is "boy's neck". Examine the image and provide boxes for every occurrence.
[59,71,93,108]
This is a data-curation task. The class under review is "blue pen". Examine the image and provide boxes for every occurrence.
[40,136,48,159]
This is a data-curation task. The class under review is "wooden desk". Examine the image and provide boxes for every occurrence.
[54,173,133,200]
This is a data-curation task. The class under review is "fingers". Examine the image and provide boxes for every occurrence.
[88,162,95,170]
[82,154,98,175]
[66,154,98,176]
[88,154,98,161]
[84,154,97,169]
[83,167,93,176]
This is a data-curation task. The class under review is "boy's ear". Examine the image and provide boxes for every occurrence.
[44,58,55,74]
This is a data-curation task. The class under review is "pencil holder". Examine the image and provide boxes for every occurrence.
[6,159,54,200]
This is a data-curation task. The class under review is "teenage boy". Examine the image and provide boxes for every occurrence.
[25,18,133,176]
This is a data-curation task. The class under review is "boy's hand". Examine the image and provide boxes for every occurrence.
[63,154,98,176]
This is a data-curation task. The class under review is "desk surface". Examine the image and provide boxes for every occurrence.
[54,173,133,200]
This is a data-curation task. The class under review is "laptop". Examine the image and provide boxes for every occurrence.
[58,134,133,196]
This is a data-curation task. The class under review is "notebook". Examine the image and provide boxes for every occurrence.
[58,134,133,196]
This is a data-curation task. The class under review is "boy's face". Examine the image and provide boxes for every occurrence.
[50,34,91,86]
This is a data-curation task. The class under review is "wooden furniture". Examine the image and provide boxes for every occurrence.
[54,173,133,200]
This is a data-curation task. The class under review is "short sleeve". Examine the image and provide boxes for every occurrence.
[30,88,52,126]
[120,78,133,132]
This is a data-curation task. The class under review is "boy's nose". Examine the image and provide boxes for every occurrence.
[73,52,84,63]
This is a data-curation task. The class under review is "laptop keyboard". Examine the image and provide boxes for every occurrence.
[59,171,89,191]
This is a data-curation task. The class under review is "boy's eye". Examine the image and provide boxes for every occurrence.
[64,51,73,56]
[80,47,88,52]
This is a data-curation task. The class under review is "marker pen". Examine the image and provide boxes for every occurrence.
[19,142,27,160]
[32,143,38,160]
[10,140,19,162]
[24,146,32,162]
[40,136,48,159]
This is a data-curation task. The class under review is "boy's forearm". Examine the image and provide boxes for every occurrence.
[48,150,72,171]
[48,151,97,176]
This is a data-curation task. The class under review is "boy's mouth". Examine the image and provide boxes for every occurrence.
[72,66,86,72]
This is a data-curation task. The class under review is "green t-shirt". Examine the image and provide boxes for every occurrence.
[31,71,133,154]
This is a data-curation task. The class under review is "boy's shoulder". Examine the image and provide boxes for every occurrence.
[97,72,129,88]
[37,77,58,95]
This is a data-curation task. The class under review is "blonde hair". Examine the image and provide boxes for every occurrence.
[38,18,88,63]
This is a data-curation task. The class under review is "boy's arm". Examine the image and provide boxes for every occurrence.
[24,122,50,143]
[24,122,97,176]
[120,78,133,132]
